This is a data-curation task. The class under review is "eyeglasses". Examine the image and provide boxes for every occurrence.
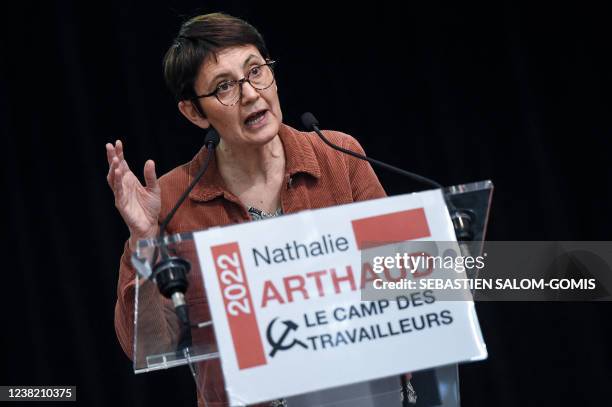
[192,60,277,107]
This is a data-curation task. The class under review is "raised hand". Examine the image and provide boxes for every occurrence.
[106,140,161,249]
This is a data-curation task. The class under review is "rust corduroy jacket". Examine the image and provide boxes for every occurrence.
[114,123,386,405]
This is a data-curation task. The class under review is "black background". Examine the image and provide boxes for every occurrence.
[1,1,611,406]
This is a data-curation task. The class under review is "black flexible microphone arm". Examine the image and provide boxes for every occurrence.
[303,115,442,190]
[151,128,220,352]
[158,135,217,238]
[300,112,474,241]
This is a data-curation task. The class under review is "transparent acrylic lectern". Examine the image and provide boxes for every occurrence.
[130,180,493,407]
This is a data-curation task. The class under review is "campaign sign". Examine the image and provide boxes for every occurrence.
[194,190,487,406]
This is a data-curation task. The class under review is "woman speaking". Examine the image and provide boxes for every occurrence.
[106,13,386,406]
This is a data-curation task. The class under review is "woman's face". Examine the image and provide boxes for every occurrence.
[191,45,283,148]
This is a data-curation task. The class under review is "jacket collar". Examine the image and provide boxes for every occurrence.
[188,123,321,203]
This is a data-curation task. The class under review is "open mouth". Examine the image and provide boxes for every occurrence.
[244,110,267,126]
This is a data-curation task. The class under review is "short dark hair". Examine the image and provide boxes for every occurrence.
[163,13,270,102]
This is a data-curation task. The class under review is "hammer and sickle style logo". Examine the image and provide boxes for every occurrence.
[266,317,308,357]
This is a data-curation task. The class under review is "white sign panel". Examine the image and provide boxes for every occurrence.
[194,190,487,406]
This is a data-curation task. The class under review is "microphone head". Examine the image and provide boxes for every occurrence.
[301,112,319,130]
[204,127,221,148]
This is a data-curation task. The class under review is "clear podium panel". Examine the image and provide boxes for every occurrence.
[129,181,493,406]
[444,180,493,278]
[131,233,220,373]
[444,180,493,244]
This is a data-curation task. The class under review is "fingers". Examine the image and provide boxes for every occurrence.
[115,140,124,161]
[143,160,159,191]
[107,155,118,188]
[105,140,123,164]
[105,143,114,166]
[106,140,129,189]
[105,141,157,205]
[106,141,120,188]
[110,157,122,194]
[109,155,128,202]
[113,159,124,202]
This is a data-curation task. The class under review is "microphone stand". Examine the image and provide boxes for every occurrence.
[150,128,220,353]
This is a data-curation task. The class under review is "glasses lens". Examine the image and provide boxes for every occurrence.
[216,64,276,106]
[217,83,240,106]
[249,65,275,90]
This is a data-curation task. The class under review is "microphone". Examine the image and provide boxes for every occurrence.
[151,127,220,351]
[301,113,442,189]
[300,112,474,241]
